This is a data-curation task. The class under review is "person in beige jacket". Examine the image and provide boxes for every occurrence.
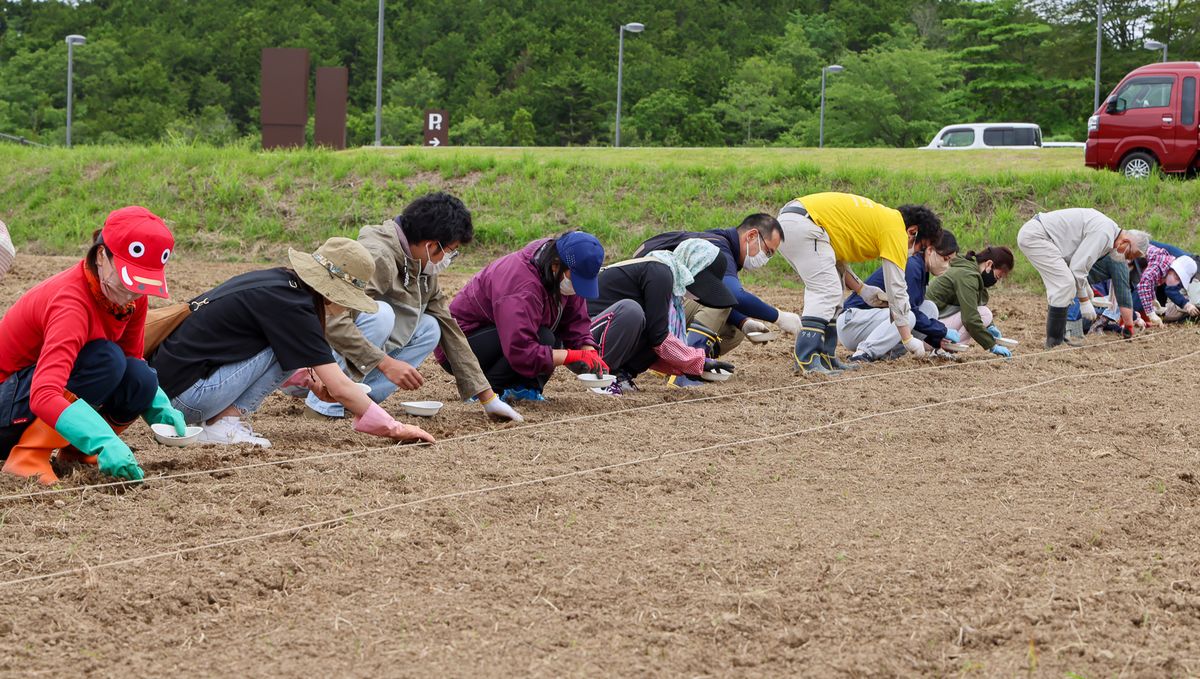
[304,193,523,422]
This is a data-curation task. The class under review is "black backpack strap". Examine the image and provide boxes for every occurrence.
[188,270,300,312]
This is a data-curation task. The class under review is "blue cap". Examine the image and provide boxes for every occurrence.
[556,232,605,299]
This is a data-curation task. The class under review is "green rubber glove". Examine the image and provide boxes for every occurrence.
[142,386,186,436]
[54,400,144,481]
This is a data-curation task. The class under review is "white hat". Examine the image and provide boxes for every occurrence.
[1169,255,1197,288]
[0,219,14,279]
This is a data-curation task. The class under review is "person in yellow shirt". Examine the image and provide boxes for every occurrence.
[776,192,943,375]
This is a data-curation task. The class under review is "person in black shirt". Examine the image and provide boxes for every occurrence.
[587,238,736,394]
[151,238,433,448]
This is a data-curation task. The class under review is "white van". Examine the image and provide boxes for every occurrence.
[923,123,1083,150]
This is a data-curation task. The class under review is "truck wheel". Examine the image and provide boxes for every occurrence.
[1119,151,1157,179]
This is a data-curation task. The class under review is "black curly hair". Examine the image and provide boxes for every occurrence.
[395,192,473,247]
[897,204,943,251]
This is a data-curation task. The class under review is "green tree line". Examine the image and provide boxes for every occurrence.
[0,0,1195,148]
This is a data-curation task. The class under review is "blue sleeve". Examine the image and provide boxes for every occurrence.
[906,262,946,344]
[724,273,779,323]
[1165,284,1191,307]
[844,266,884,310]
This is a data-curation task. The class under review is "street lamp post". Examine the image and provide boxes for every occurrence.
[1094,0,1103,111]
[65,34,86,148]
[374,0,384,146]
[819,64,844,149]
[614,21,644,148]
[1144,39,1168,62]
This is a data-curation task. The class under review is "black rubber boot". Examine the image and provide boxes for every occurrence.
[1045,305,1075,348]
[821,321,859,371]
[793,317,841,376]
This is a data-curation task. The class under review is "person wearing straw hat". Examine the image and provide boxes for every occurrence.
[441,231,606,402]
[303,193,524,423]
[0,218,14,281]
[150,237,434,448]
[1016,208,1150,348]
[587,238,737,394]
[0,206,184,484]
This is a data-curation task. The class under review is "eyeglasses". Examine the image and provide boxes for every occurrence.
[436,241,460,262]
[758,235,777,257]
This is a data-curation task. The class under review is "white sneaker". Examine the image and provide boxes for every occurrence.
[198,417,272,448]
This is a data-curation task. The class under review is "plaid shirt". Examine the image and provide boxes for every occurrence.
[1136,245,1175,312]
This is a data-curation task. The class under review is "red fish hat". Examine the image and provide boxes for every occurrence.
[100,206,174,298]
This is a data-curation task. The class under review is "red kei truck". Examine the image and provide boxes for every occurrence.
[1086,61,1200,178]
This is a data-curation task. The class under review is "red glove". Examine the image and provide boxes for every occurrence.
[563,348,608,374]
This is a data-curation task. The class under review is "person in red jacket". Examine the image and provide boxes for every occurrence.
[0,206,187,484]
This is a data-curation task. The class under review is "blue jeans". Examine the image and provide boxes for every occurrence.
[305,306,441,417]
[171,347,285,424]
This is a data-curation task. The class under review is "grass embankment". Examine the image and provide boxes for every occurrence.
[1,145,1198,287]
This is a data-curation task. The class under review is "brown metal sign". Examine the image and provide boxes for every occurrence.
[261,48,309,149]
[423,109,448,147]
[314,67,348,150]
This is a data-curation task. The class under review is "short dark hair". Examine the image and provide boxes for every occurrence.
[396,192,473,246]
[933,229,959,257]
[736,213,784,242]
[897,204,942,247]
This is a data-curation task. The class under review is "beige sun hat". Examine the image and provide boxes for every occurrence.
[288,237,377,313]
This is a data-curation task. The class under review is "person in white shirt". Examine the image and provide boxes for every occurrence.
[1016,208,1149,348]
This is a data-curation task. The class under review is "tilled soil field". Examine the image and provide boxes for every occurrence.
[1,255,1199,677]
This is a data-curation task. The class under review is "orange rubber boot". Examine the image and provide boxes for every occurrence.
[2,419,67,485]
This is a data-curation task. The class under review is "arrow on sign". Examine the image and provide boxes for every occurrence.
[429,137,441,146]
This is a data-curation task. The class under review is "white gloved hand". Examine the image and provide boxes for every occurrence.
[1185,303,1200,318]
[1134,316,1147,330]
[775,311,802,335]
[741,319,769,335]
[859,284,889,308]
[903,336,926,356]
[1079,300,1097,321]
[1148,311,1164,327]
[482,393,524,422]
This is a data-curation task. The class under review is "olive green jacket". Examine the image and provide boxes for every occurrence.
[925,255,995,350]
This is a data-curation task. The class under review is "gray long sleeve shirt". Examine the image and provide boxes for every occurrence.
[1034,208,1121,296]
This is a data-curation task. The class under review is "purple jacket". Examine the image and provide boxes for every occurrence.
[446,238,596,377]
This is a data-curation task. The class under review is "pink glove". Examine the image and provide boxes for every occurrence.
[352,403,435,443]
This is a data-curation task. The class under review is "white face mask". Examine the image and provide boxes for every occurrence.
[421,243,454,276]
[559,276,575,296]
[743,235,770,271]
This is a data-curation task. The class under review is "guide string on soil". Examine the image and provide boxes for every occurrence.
[0,329,1178,503]
[2,343,1195,589]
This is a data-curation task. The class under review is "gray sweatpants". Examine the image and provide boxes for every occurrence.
[837,300,938,359]
[777,212,844,320]
[1017,218,1082,307]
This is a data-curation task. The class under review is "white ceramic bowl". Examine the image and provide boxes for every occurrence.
[1091,297,1111,308]
[943,342,971,353]
[701,368,733,382]
[746,331,779,344]
[995,337,1019,349]
[401,401,443,417]
[577,373,616,389]
[150,423,203,448]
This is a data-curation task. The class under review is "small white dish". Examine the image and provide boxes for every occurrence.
[577,373,616,389]
[401,401,443,417]
[150,423,203,448]
[995,337,1019,349]
[746,331,779,344]
[355,382,372,394]
[701,368,733,382]
[1091,297,1111,308]
[943,342,971,353]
